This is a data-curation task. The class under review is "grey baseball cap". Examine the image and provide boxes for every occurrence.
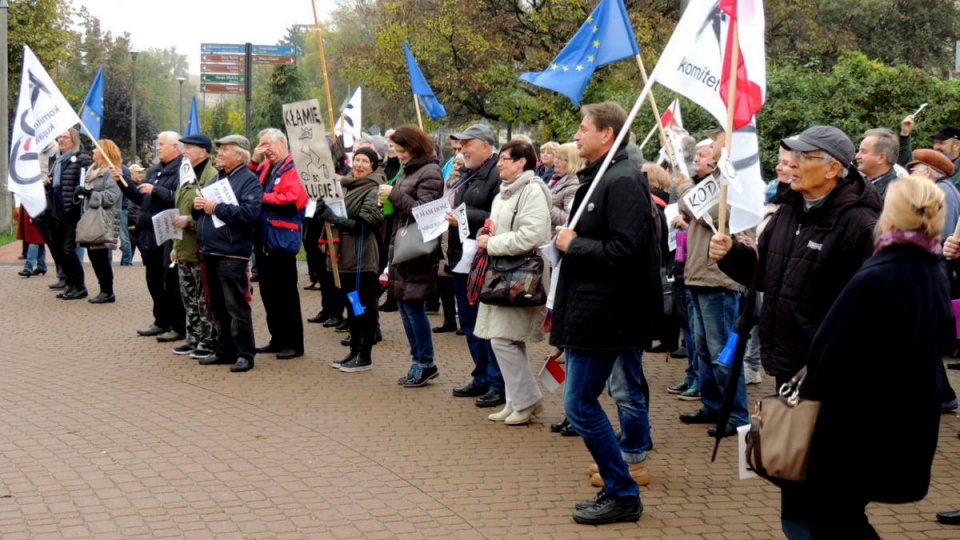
[215,134,251,152]
[450,123,497,146]
[780,125,855,165]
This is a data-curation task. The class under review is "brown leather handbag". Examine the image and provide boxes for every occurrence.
[744,367,821,482]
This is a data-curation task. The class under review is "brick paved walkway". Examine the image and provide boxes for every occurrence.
[0,257,958,539]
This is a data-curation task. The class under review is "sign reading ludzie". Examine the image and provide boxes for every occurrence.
[283,98,340,202]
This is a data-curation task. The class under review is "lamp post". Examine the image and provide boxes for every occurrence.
[130,50,139,160]
[0,0,10,234]
[176,76,186,134]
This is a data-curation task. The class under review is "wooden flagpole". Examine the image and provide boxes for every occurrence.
[413,94,424,130]
[638,124,658,150]
[310,0,341,287]
[77,118,127,187]
[720,21,740,237]
[635,55,681,180]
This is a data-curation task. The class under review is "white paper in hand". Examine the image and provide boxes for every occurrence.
[411,198,451,242]
[152,208,183,245]
[305,199,318,218]
[682,176,721,221]
[200,179,239,228]
[454,203,469,243]
[717,148,742,194]
[738,424,759,480]
[452,239,477,274]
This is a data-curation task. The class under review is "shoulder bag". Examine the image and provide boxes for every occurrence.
[479,186,547,307]
[744,366,821,482]
[76,206,111,245]
[392,219,439,266]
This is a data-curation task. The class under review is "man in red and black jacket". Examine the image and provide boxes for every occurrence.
[249,128,310,360]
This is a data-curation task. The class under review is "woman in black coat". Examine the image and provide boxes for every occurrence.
[799,175,952,538]
[379,125,444,388]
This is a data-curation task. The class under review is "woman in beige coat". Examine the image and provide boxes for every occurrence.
[474,140,552,425]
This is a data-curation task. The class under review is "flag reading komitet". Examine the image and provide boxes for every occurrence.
[8,46,83,217]
[652,0,766,233]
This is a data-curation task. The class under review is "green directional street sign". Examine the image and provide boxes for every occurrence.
[200,73,245,84]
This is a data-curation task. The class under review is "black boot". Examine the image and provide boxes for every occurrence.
[339,336,372,372]
[332,334,359,369]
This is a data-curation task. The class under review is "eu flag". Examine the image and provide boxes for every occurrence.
[185,96,200,136]
[519,0,639,105]
[80,66,105,140]
[404,42,446,121]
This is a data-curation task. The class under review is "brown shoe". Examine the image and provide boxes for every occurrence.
[590,461,650,487]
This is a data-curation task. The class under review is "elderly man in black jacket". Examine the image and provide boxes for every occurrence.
[121,131,187,342]
[709,125,881,538]
[43,128,92,299]
[552,101,656,526]
[194,135,263,373]
[445,123,506,408]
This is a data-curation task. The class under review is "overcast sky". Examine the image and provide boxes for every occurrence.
[78,0,336,74]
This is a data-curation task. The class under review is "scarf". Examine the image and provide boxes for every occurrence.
[341,171,383,218]
[873,230,942,256]
[52,150,75,191]
[500,170,535,199]
[549,172,563,188]
[85,164,109,188]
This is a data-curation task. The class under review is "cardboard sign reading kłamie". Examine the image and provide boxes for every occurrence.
[282,99,341,201]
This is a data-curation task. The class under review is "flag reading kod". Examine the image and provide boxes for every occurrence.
[8,46,82,217]
[283,99,340,202]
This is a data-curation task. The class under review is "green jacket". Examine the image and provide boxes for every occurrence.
[174,159,218,262]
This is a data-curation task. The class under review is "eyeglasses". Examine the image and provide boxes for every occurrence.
[792,150,833,164]
[498,155,518,163]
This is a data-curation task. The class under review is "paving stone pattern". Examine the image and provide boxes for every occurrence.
[0,254,959,539]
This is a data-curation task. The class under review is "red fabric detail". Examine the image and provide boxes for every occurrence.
[258,155,310,210]
[266,219,299,230]
[718,0,763,130]
[544,356,566,385]
[651,193,667,209]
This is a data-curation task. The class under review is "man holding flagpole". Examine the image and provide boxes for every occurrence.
[552,101,656,525]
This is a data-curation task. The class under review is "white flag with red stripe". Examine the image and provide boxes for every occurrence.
[538,354,566,393]
[651,0,766,233]
[659,98,683,130]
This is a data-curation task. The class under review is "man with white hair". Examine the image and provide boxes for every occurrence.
[250,128,310,360]
[121,131,187,343]
[445,123,506,409]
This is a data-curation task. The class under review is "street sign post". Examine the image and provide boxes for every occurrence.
[200,84,244,95]
[200,73,245,85]
[201,63,244,74]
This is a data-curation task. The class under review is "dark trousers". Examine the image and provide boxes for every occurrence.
[437,275,456,326]
[205,256,256,362]
[88,248,113,295]
[60,217,84,288]
[341,271,380,355]
[257,247,304,353]
[143,243,185,333]
[319,264,345,317]
[304,218,324,284]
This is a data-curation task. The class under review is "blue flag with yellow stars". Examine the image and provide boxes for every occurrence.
[80,66,105,140]
[519,0,639,106]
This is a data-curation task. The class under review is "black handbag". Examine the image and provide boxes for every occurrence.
[478,186,547,307]
[479,253,547,306]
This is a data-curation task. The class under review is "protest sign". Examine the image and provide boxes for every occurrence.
[411,198,451,242]
[152,209,183,244]
[282,99,340,202]
[201,179,239,228]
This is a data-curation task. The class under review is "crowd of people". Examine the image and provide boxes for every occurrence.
[13,101,960,535]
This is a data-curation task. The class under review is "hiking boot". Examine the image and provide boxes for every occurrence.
[572,492,642,525]
[589,461,650,487]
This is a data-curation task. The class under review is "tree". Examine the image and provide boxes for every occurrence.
[8,0,73,112]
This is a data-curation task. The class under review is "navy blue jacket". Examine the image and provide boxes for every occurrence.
[802,244,952,504]
[120,155,182,251]
[196,164,263,259]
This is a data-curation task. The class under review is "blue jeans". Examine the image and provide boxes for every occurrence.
[397,299,435,368]
[607,349,652,463]
[688,287,750,426]
[119,207,133,265]
[679,286,699,389]
[453,274,503,392]
[24,243,47,273]
[743,293,762,372]
[564,348,641,501]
